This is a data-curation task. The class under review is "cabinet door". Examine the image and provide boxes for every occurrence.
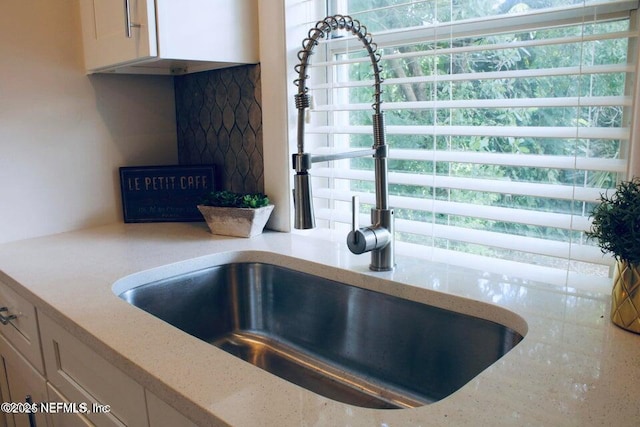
[0,335,48,427]
[155,0,259,63]
[79,0,158,71]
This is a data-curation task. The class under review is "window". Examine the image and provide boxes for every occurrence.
[292,0,639,288]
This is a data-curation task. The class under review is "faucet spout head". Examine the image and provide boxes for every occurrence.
[293,173,316,229]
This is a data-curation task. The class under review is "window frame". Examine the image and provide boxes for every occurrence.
[260,0,640,289]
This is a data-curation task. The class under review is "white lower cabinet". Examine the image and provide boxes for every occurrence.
[0,278,47,427]
[0,277,196,427]
[38,312,196,427]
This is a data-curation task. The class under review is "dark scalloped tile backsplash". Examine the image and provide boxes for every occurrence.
[175,64,264,194]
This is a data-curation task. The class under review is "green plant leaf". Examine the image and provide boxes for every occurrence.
[200,190,269,208]
[586,178,640,264]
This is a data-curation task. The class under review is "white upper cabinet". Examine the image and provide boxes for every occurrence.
[78,0,259,75]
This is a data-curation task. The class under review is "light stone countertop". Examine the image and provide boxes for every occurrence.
[0,222,638,426]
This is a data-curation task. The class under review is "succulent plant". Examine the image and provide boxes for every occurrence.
[200,190,270,209]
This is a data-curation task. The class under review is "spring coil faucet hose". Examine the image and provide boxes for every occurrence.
[292,15,395,271]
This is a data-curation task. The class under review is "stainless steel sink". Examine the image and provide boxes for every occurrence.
[118,262,523,409]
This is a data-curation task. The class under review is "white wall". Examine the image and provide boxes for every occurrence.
[259,0,291,232]
[0,0,178,244]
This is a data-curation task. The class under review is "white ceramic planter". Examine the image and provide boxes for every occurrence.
[197,204,274,238]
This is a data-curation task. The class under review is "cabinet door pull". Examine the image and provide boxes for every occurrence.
[26,395,37,427]
[0,306,17,325]
[124,0,141,38]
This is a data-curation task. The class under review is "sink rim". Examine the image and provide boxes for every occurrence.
[109,249,530,417]
[112,250,529,339]
[114,253,527,410]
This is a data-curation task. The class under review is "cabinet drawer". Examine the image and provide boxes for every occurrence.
[39,312,147,427]
[0,278,43,374]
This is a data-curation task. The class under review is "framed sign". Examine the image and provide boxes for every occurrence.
[119,165,216,223]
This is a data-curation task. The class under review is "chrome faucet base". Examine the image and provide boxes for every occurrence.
[346,197,395,271]
[369,208,395,271]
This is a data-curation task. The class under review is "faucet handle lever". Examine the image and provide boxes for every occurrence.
[351,195,359,232]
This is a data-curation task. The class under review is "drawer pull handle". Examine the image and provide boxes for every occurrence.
[124,0,141,38]
[0,307,17,325]
[26,395,37,427]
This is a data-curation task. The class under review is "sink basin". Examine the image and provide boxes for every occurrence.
[117,261,524,409]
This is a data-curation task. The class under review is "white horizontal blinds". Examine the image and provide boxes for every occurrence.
[309,0,638,280]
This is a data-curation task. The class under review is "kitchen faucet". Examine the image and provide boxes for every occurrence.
[292,15,394,271]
